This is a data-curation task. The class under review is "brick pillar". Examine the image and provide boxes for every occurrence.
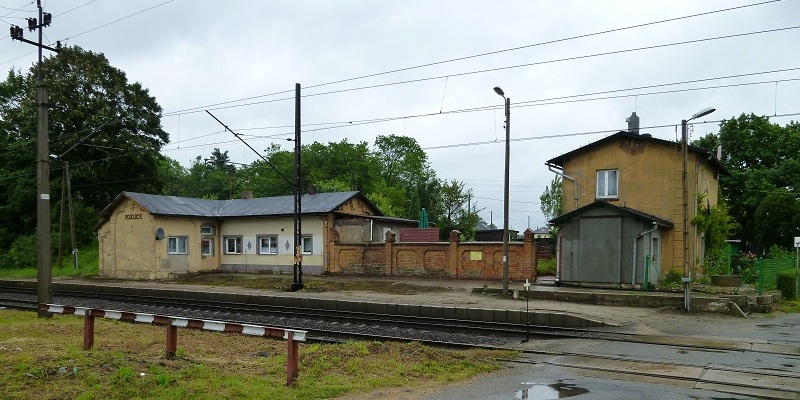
[384,230,396,275]
[449,230,461,278]
[523,228,534,280]
[328,227,340,274]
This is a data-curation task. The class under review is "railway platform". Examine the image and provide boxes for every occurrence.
[0,273,755,332]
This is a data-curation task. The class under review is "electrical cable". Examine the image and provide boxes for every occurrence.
[161,0,783,116]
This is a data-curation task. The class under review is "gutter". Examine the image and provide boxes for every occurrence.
[547,163,578,211]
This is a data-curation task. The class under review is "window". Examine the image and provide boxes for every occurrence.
[224,236,242,254]
[258,235,278,255]
[201,225,215,236]
[596,169,619,198]
[201,239,213,256]
[302,236,313,254]
[168,236,188,255]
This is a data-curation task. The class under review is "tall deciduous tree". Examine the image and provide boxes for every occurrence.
[693,114,800,251]
[0,46,169,251]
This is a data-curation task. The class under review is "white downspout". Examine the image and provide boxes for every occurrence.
[547,164,578,211]
[633,222,659,286]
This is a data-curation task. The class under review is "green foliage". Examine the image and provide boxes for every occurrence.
[776,270,798,300]
[539,176,562,221]
[691,196,734,276]
[0,46,168,251]
[662,269,683,287]
[767,244,791,260]
[694,114,800,250]
[537,258,556,276]
[732,252,759,283]
[434,180,483,240]
[0,234,36,269]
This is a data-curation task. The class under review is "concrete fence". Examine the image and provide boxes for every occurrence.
[326,228,539,281]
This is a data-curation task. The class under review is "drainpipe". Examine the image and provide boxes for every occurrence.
[633,222,659,286]
[547,163,578,211]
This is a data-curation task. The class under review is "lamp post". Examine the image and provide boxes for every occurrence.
[681,106,715,312]
[494,86,510,296]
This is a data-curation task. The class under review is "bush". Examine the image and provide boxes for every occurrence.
[0,234,37,269]
[777,270,798,300]
[537,258,556,276]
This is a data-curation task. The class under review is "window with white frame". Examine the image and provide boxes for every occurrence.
[167,236,188,255]
[224,236,242,254]
[596,169,619,198]
[258,235,278,255]
[201,238,213,256]
[301,235,313,254]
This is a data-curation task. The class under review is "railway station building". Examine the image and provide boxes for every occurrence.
[96,191,417,279]
[546,127,727,288]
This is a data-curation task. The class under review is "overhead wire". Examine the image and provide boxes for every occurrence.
[162,24,800,117]
[161,0,784,116]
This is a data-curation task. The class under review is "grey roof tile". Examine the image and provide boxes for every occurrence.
[124,191,367,218]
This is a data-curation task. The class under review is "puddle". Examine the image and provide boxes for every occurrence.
[515,382,589,399]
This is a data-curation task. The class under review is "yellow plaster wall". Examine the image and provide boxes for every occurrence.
[98,198,157,279]
[98,198,220,279]
[559,135,720,275]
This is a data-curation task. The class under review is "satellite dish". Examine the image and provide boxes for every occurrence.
[155,228,165,240]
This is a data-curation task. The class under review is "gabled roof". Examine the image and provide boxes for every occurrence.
[549,200,674,227]
[99,191,383,221]
[545,131,729,175]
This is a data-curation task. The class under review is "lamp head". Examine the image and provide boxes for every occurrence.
[493,86,505,97]
[691,107,716,120]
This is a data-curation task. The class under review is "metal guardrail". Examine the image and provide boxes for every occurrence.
[41,304,307,386]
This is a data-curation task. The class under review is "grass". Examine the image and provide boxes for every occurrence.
[0,244,99,279]
[536,258,556,276]
[777,299,800,313]
[0,309,514,399]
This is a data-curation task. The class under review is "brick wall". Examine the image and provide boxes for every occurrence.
[326,228,538,281]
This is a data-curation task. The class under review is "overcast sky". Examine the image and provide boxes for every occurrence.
[1,0,798,230]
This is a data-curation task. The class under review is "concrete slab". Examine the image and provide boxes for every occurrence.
[702,368,800,393]
[549,355,705,380]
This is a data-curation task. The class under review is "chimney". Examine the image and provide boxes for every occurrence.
[242,191,253,199]
[625,112,640,134]
[716,145,722,160]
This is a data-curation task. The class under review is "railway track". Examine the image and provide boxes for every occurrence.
[4,283,800,398]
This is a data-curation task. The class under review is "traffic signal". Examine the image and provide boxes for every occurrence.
[26,17,37,31]
[9,25,23,39]
[43,13,52,26]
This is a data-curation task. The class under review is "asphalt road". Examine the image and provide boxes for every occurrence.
[427,312,800,399]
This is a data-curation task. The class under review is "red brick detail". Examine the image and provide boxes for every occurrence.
[399,228,440,242]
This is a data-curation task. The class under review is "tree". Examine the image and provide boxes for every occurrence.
[693,114,800,251]
[754,189,800,250]
[0,46,169,250]
[434,180,483,240]
[540,176,562,221]
[373,135,439,219]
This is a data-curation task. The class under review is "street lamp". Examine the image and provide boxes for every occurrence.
[494,86,510,296]
[681,106,715,312]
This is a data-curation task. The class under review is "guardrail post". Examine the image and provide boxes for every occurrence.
[286,331,299,386]
[83,312,95,350]
[166,324,178,358]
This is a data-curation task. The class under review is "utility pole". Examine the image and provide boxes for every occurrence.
[10,1,60,317]
[292,83,304,291]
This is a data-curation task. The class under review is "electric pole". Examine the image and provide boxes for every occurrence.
[10,0,60,317]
